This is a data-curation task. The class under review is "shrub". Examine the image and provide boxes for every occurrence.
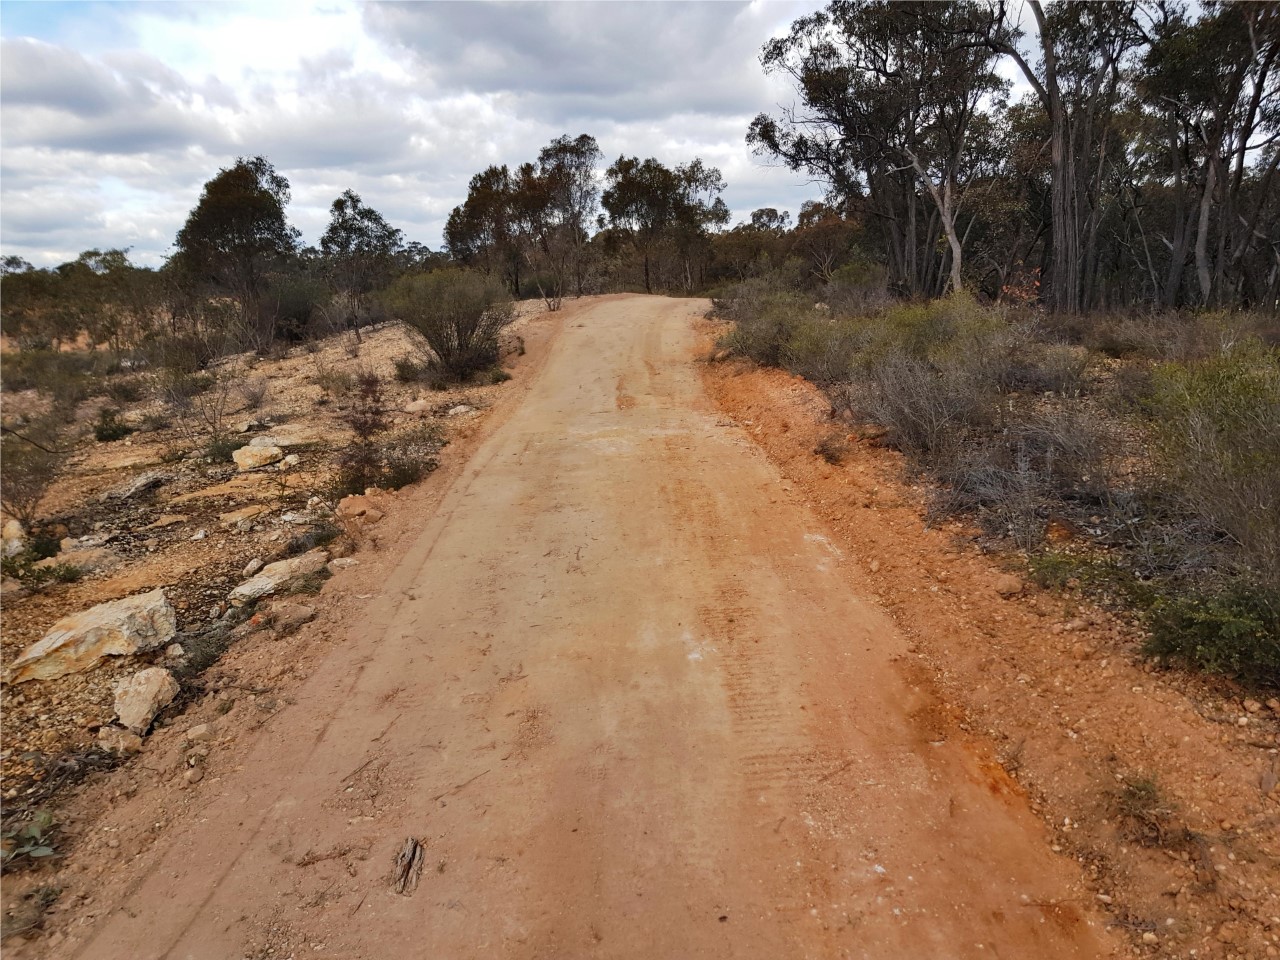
[93,408,132,442]
[384,268,514,382]
[1145,584,1280,688]
[283,522,341,557]
[717,289,807,367]
[104,375,148,405]
[236,377,269,411]
[204,434,246,463]
[313,367,354,399]
[393,357,425,384]
[1150,344,1280,586]
[814,432,849,465]
[0,421,62,526]
[330,422,441,499]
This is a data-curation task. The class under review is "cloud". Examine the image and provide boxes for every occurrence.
[0,0,828,268]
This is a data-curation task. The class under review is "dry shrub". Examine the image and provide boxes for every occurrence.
[1151,343,1280,586]
[383,268,514,383]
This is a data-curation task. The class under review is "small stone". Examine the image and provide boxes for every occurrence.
[446,404,475,417]
[232,444,284,471]
[165,643,185,659]
[327,557,359,572]
[404,399,431,415]
[269,601,316,632]
[993,574,1023,598]
[113,667,180,734]
[1244,699,1262,713]
[242,558,264,578]
[868,559,881,574]
[186,723,213,743]
[362,507,384,524]
[97,726,143,755]
[1141,932,1158,944]
[190,529,207,541]
[280,454,300,469]
[218,505,268,528]
[183,767,204,784]
[228,549,328,606]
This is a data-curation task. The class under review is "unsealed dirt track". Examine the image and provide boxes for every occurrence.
[67,295,1117,959]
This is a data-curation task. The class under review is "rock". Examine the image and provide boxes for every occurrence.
[2,519,26,557]
[34,546,119,575]
[242,558,265,578]
[1,576,31,600]
[228,549,328,606]
[237,419,265,434]
[190,529,207,541]
[186,723,213,743]
[232,444,284,471]
[868,559,881,574]
[184,766,204,784]
[404,399,431,415]
[336,493,387,521]
[102,471,168,501]
[113,667,180,734]
[164,643,185,659]
[279,454,300,470]
[446,404,475,417]
[143,514,188,530]
[269,601,316,631]
[993,574,1023,598]
[248,435,281,448]
[362,508,384,524]
[97,726,144,755]
[5,589,178,684]
[327,558,359,574]
[218,505,268,528]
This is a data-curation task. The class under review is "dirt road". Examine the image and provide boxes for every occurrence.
[70,295,1116,959]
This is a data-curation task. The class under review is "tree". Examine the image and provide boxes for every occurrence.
[445,165,522,294]
[749,0,1008,295]
[172,156,300,326]
[319,190,404,308]
[601,155,728,293]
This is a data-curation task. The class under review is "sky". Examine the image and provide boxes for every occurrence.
[0,0,846,269]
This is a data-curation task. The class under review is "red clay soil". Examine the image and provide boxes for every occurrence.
[701,337,1280,960]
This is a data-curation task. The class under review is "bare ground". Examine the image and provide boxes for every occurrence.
[1,295,1275,958]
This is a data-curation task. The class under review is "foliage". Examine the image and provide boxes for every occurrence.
[1145,585,1280,688]
[172,156,300,336]
[383,268,514,382]
[93,408,132,442]
[1,811,59,870]
[319,189,405,305]
[0,420,63,526]
[1150,346,1280,586]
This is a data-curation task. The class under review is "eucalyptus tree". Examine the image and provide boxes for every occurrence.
[749,0,1008,296]
[172,156,300,328]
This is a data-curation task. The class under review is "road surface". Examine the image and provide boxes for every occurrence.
[75,295,1114,959]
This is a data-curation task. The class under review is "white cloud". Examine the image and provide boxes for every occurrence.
[1,0,827,268]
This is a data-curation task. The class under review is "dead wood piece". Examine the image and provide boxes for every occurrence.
[392,837,425,895]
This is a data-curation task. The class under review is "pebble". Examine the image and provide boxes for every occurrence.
[183,767,204,784]
[186,723,213,743]
[243,558,264,578]
[1141,932,1158,944]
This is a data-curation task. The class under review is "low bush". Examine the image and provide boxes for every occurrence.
[93,408,132,442]
[103,375,149,405]
[383,268,514,382]
[204,435,246,463]
[236,377,270,411]
[393,357,426,383]
[1145,584,1280,688]
[1150,344,1280,586]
